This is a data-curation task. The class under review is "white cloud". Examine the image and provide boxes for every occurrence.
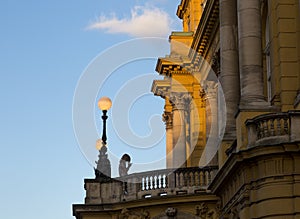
[87,6,173,37]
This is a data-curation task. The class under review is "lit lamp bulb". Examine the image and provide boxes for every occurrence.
[96,139,101,150]
[98,96,112,111]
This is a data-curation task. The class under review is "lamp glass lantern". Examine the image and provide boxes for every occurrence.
[97,96,112,147]
[98,97,112,111]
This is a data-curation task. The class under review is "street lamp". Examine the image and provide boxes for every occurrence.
[95,96,112,181]
[98,96,112,145]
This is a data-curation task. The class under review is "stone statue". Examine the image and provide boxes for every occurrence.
[119,154,132,177]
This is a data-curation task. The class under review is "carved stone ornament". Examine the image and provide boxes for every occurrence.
[211,50,220,76]
[169,93,192,110]
[157,89,167,98]
[195,203,208,218]
[202,81,218,99]
[195,203,219,219]
[162,111,173,129]
[165,207,177,217]
[153,207,200,219]
[119,208,150,219]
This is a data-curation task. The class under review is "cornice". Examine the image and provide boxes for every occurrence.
[73,193,218,217]
[170,31,194,37]
[155,56,192,77]
[190,0,219,60]
[176,0,189,19]
[151,79,170,98]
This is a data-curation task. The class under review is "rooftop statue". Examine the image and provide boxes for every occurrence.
[119,153,132,177]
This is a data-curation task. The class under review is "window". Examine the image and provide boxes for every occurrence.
[265,15,272,102]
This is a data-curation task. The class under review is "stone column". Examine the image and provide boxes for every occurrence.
[220,0,240,138]
[189,83,206,167]
[170,93,191,168]
[238,0,266,105]
[162,110,173,169]
[200,81,218,166]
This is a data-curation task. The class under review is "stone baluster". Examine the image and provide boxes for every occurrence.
[200,171,204,186]
[179,172,184,187]
[195,171,199,186]
[283,117,289,134]
[270,119,275,136]
[164,174,168,188]
[276,118,281,135]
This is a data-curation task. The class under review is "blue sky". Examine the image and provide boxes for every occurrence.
[0,1,181,219]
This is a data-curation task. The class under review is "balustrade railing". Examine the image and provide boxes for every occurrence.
[85,166,219,204]
[246,111,300,147]
[115,166,218,197]
[174,166,217,188]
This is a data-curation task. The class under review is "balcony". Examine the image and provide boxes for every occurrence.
[84,166,218,204]
[246,111,300,147]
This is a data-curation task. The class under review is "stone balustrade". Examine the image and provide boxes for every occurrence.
[118,166,218,199]
[173,167,216,188]
[84,166,218,204]
[246,111,300,147]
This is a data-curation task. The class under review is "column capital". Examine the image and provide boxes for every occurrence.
[202,81,218,99]
[170,92,192,111]
[154,87,169,99]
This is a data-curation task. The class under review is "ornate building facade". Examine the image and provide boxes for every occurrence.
[73,0,300,218]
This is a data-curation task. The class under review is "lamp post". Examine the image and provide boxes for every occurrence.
[95,96,112,181]
[98,96,112,145]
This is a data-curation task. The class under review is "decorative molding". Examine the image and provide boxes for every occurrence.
[155,57,192,77]
[191,0,219,58]
[170,92,192,111]
[151,80,170,99]
[195,203,208,217]
[156,88,169,98]
[202,81,218,99]
[211,50,220,76]
[119,208,150,219]
[153,207,204,219]
[162,111,173,129]
[198,88,206,108]
[195,202,220,219]
[165,207,177,217]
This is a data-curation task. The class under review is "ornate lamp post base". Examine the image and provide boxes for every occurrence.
[95,144,111,180]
